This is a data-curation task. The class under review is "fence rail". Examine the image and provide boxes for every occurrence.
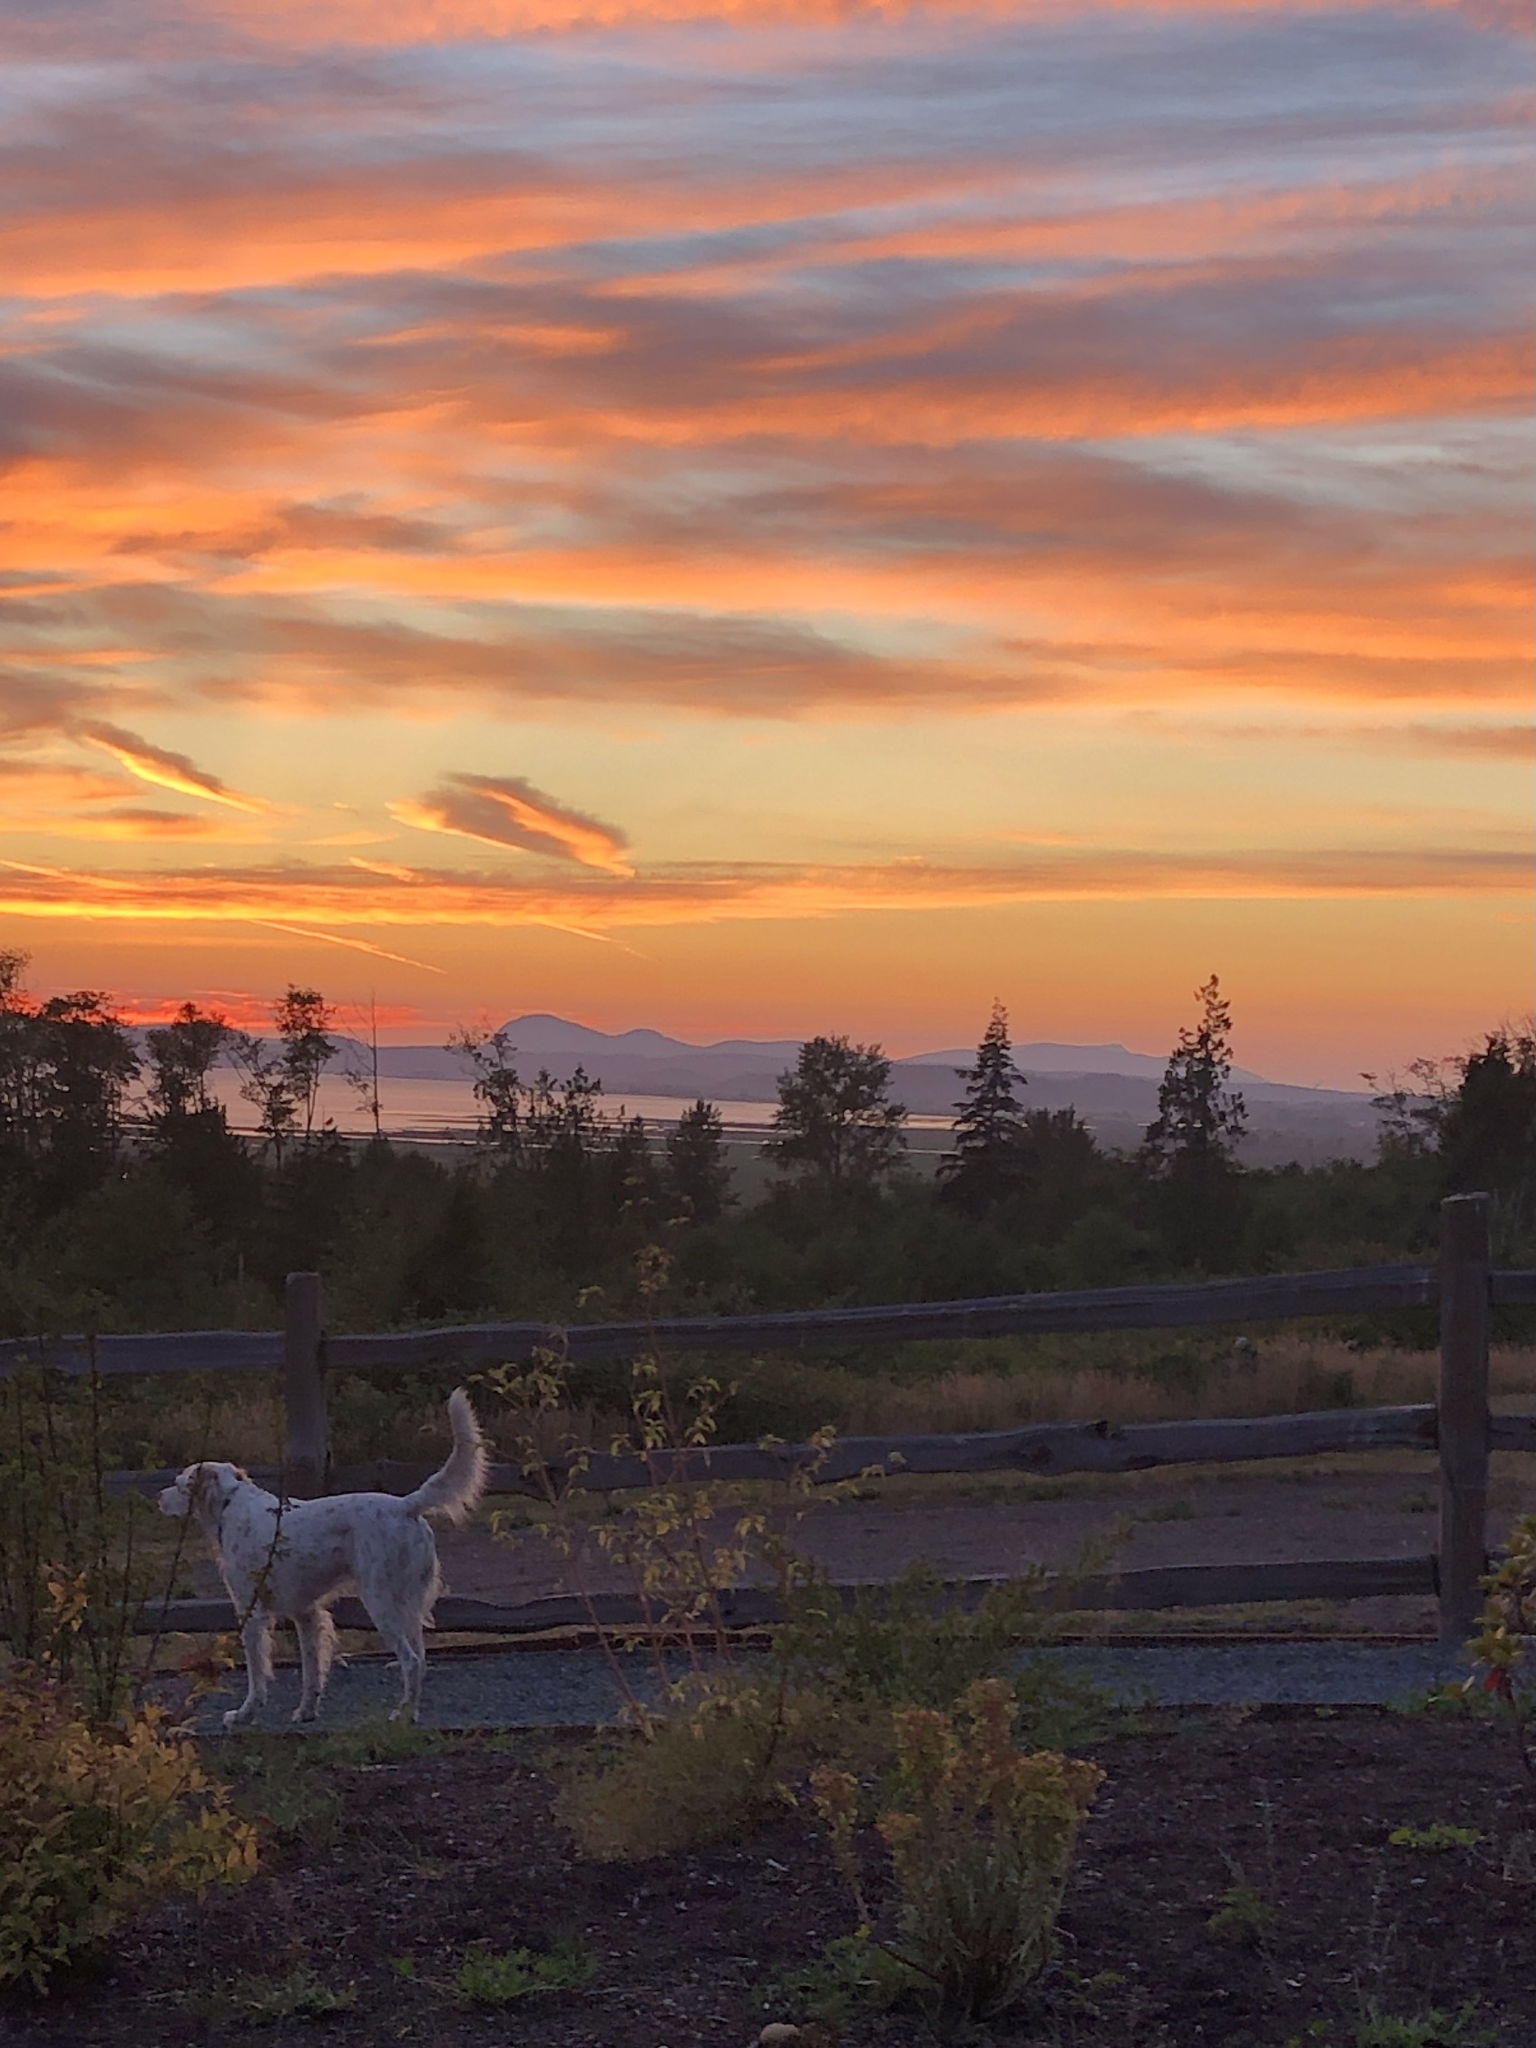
[13,1259,1520,1381]
[133,1555,1439,1640]
[107,1401,1443,1502]
[6,1194,1534,1644]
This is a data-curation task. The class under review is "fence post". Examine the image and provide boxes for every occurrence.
[1437,1193,1491,1645]
[283,1271,329,1499]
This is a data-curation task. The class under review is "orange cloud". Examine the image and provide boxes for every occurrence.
[184,0,1502,46]
[31,807,237,842]
[391,774,635,874]
[0,154,999,300]
[0,845,1526,952]
[74,722,270,814]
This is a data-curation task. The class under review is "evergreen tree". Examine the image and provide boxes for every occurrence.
[767,1035,908,1189]
[1140,974,1248,1266]
[665,1099,732,1223]
[939,1001,1029,1213]
[1142,974,1247,1172]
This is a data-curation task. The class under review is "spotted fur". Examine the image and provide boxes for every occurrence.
[159,1388,489,1729]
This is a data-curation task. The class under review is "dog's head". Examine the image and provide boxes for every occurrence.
[158,1461,249,1527]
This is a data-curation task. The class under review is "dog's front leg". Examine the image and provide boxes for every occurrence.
[292,1608,337,1724]
[223,1611,274,1730]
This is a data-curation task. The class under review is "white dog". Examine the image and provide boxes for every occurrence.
[159,1388,488,1730]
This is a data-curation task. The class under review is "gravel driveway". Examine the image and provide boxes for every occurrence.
[192,1637,1473,1733]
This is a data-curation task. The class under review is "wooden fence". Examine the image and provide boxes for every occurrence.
[5,1192,1534,1646]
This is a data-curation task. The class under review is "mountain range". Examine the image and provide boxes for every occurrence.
[351,1014,1382,1167]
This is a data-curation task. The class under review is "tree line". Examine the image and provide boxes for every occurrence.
[0,945,1530,1340]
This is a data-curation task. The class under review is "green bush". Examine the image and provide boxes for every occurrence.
[812,1678,1103,2024]
[0,1672,258,1991]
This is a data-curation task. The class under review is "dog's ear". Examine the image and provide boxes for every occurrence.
[187,1462,224,1509]
[230,1465,251,1484]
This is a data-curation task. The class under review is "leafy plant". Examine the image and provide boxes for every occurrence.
[1351,1999,1491,2046]
[811,1677,1103,2024]
[452,1939,596,2006]
[1207,1869,1278,1945]
[0,1367,178,1721]
[1386,1821,1483,1854]
[761,1933,911,2028]
[0,1670,258,1991]
[229,1965,358,2020]
[1464,1512,1536,1784]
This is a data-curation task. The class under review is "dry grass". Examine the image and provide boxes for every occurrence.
[832,1339,1536,1437]
[105,1338,1536,1475]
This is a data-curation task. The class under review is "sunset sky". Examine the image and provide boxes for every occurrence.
[1,0,1530,1087]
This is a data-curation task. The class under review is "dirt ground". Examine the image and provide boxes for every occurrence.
[6,1712,1534,2047]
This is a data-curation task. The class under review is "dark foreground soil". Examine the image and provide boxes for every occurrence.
[6,1711,1536,2048]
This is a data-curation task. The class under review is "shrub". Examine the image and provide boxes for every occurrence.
[774,1558,1113,1749]
[1465,1511,1536,1782]
[811,1677,1103,2024]
[0,1369,168,1721]
[558,1681,801,1860]
[0,1672,258,1992]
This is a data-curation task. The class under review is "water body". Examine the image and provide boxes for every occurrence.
[206,1071,953,1141]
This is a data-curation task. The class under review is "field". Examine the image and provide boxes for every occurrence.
[3,1711,1533,2048]
[80,1334,1536,1475]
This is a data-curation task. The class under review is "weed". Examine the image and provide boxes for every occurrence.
[1351,1998,1491,2046]
[452,1939,597,2006]
[215,1720,441,1842]
[774,1555,1114,1734]
[1386,1821,1483,1854]
[1141,1496,1197,1523]
[761,1933,910,2028]
[1206,1870,1278,1946]
[217,1738,342,1842]
[229,1965,358,2021]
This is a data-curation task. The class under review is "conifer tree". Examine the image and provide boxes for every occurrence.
[939,1000,1029,1212]
[1141,974,1248,1266]
[1141,974,1247,1173]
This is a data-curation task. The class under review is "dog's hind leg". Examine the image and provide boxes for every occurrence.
[292,1607,338,1724]
[223,1611,274,1731]
[376,1618,427,1723]
[360,1522,438,1724]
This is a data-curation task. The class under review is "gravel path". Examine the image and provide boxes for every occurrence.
[192,1639,1473,1733]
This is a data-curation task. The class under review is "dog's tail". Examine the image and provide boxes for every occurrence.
[404,1389,490,1525]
